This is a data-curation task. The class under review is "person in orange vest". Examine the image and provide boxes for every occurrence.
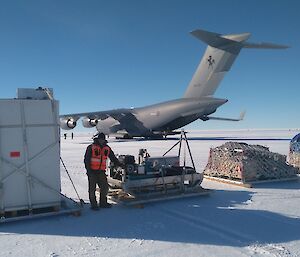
[84,132,123,210]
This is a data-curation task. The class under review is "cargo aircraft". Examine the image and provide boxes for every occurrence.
[60,29,287,138]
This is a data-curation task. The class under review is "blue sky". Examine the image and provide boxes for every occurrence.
[1,0,299,130]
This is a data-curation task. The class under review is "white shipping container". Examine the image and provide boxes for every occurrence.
[0,97,61,212]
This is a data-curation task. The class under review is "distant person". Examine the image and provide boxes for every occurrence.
[84,132,123,210]
[64,133,67,140]
[71,132,74,139]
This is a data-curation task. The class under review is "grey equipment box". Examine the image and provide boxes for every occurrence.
[0,90,61,212]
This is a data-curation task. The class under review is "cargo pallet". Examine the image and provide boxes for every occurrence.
[204,174,300,188]
[0,195,82,224]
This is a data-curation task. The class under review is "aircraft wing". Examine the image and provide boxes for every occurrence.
[60,108,131,121]
[60,109,151,135]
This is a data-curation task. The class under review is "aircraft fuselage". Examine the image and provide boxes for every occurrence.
[96,97,227,137]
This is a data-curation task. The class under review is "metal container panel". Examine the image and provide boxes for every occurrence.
[0,99,61,212]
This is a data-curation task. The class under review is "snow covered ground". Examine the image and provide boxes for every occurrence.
[1,129,300,257]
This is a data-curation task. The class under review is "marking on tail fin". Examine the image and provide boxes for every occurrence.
[207,55,215,68]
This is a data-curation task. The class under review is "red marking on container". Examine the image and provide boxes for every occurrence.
[10,151,20,158]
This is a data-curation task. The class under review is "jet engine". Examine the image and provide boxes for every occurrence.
[82,117,98,128]
[60,118,77,130]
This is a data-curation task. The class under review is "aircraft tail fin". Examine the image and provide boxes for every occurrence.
[183,29,288,99]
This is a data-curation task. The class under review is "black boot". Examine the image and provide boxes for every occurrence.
[90,205,99,211]
[100,197,112,208]
[100,202,112,208]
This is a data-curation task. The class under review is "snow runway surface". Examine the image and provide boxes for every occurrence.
[1,130,300,257]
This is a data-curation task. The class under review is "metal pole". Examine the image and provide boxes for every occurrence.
[163,140,181,156]
[20,101,33,212]
[183,135,186,168]
[0,117,3,214]
[184,131,196,172]
[178,130,184,157]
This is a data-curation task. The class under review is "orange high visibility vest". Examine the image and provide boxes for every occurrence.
[90,144,111,171]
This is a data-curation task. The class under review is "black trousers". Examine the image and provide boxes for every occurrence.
[87,172,109,207]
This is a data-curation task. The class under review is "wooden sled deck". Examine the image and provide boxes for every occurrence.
[108,186,211,207]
